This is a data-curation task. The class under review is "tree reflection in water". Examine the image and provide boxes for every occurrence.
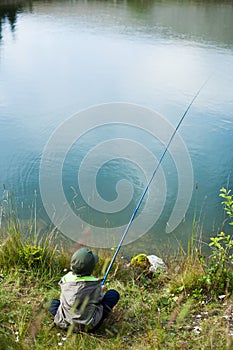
[0,1,31,40]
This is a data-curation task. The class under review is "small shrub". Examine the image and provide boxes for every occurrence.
[196,188,233,297]
[18,244,43,269]
[0,230,70,281]
[198,231,233,296]
[219,187,233,225]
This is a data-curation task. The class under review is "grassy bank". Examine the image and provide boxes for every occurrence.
[1,188,233,349]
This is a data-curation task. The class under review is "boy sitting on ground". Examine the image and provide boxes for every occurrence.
[48,247,120,333]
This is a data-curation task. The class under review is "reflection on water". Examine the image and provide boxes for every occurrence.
[0,1,23,39]
[1,0,233,47]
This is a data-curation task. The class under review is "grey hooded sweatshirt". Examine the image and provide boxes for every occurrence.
[54,271,104,332]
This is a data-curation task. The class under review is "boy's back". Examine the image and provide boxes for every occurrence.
[54,271,104,332]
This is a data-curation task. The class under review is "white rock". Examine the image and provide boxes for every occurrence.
[147,255,167,272]
[218,295,226,299]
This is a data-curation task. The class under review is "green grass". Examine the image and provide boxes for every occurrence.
[1,226,233,350]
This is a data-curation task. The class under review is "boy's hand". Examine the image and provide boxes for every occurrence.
[101,285,105,292]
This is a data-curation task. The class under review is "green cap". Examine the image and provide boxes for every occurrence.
[70,247,99,276]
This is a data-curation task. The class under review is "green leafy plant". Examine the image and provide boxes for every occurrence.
[209,231,233,264]
[203,231,233,294]
[18,244,43,269]
[197,187,233,296]
[219,187,233,225]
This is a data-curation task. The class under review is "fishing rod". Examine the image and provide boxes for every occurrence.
[102,79,209,285]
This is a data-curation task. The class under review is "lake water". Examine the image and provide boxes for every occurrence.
[0,0,233,253]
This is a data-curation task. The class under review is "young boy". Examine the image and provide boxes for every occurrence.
[48,247,120,333]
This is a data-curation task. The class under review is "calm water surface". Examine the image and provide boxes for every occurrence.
[0,0,233,252]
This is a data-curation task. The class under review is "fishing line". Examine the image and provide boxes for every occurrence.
[102,78,210,285]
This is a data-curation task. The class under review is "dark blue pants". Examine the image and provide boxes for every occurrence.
[47,289,120,331]
[48,298,60,316]
[91,289,120,331]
